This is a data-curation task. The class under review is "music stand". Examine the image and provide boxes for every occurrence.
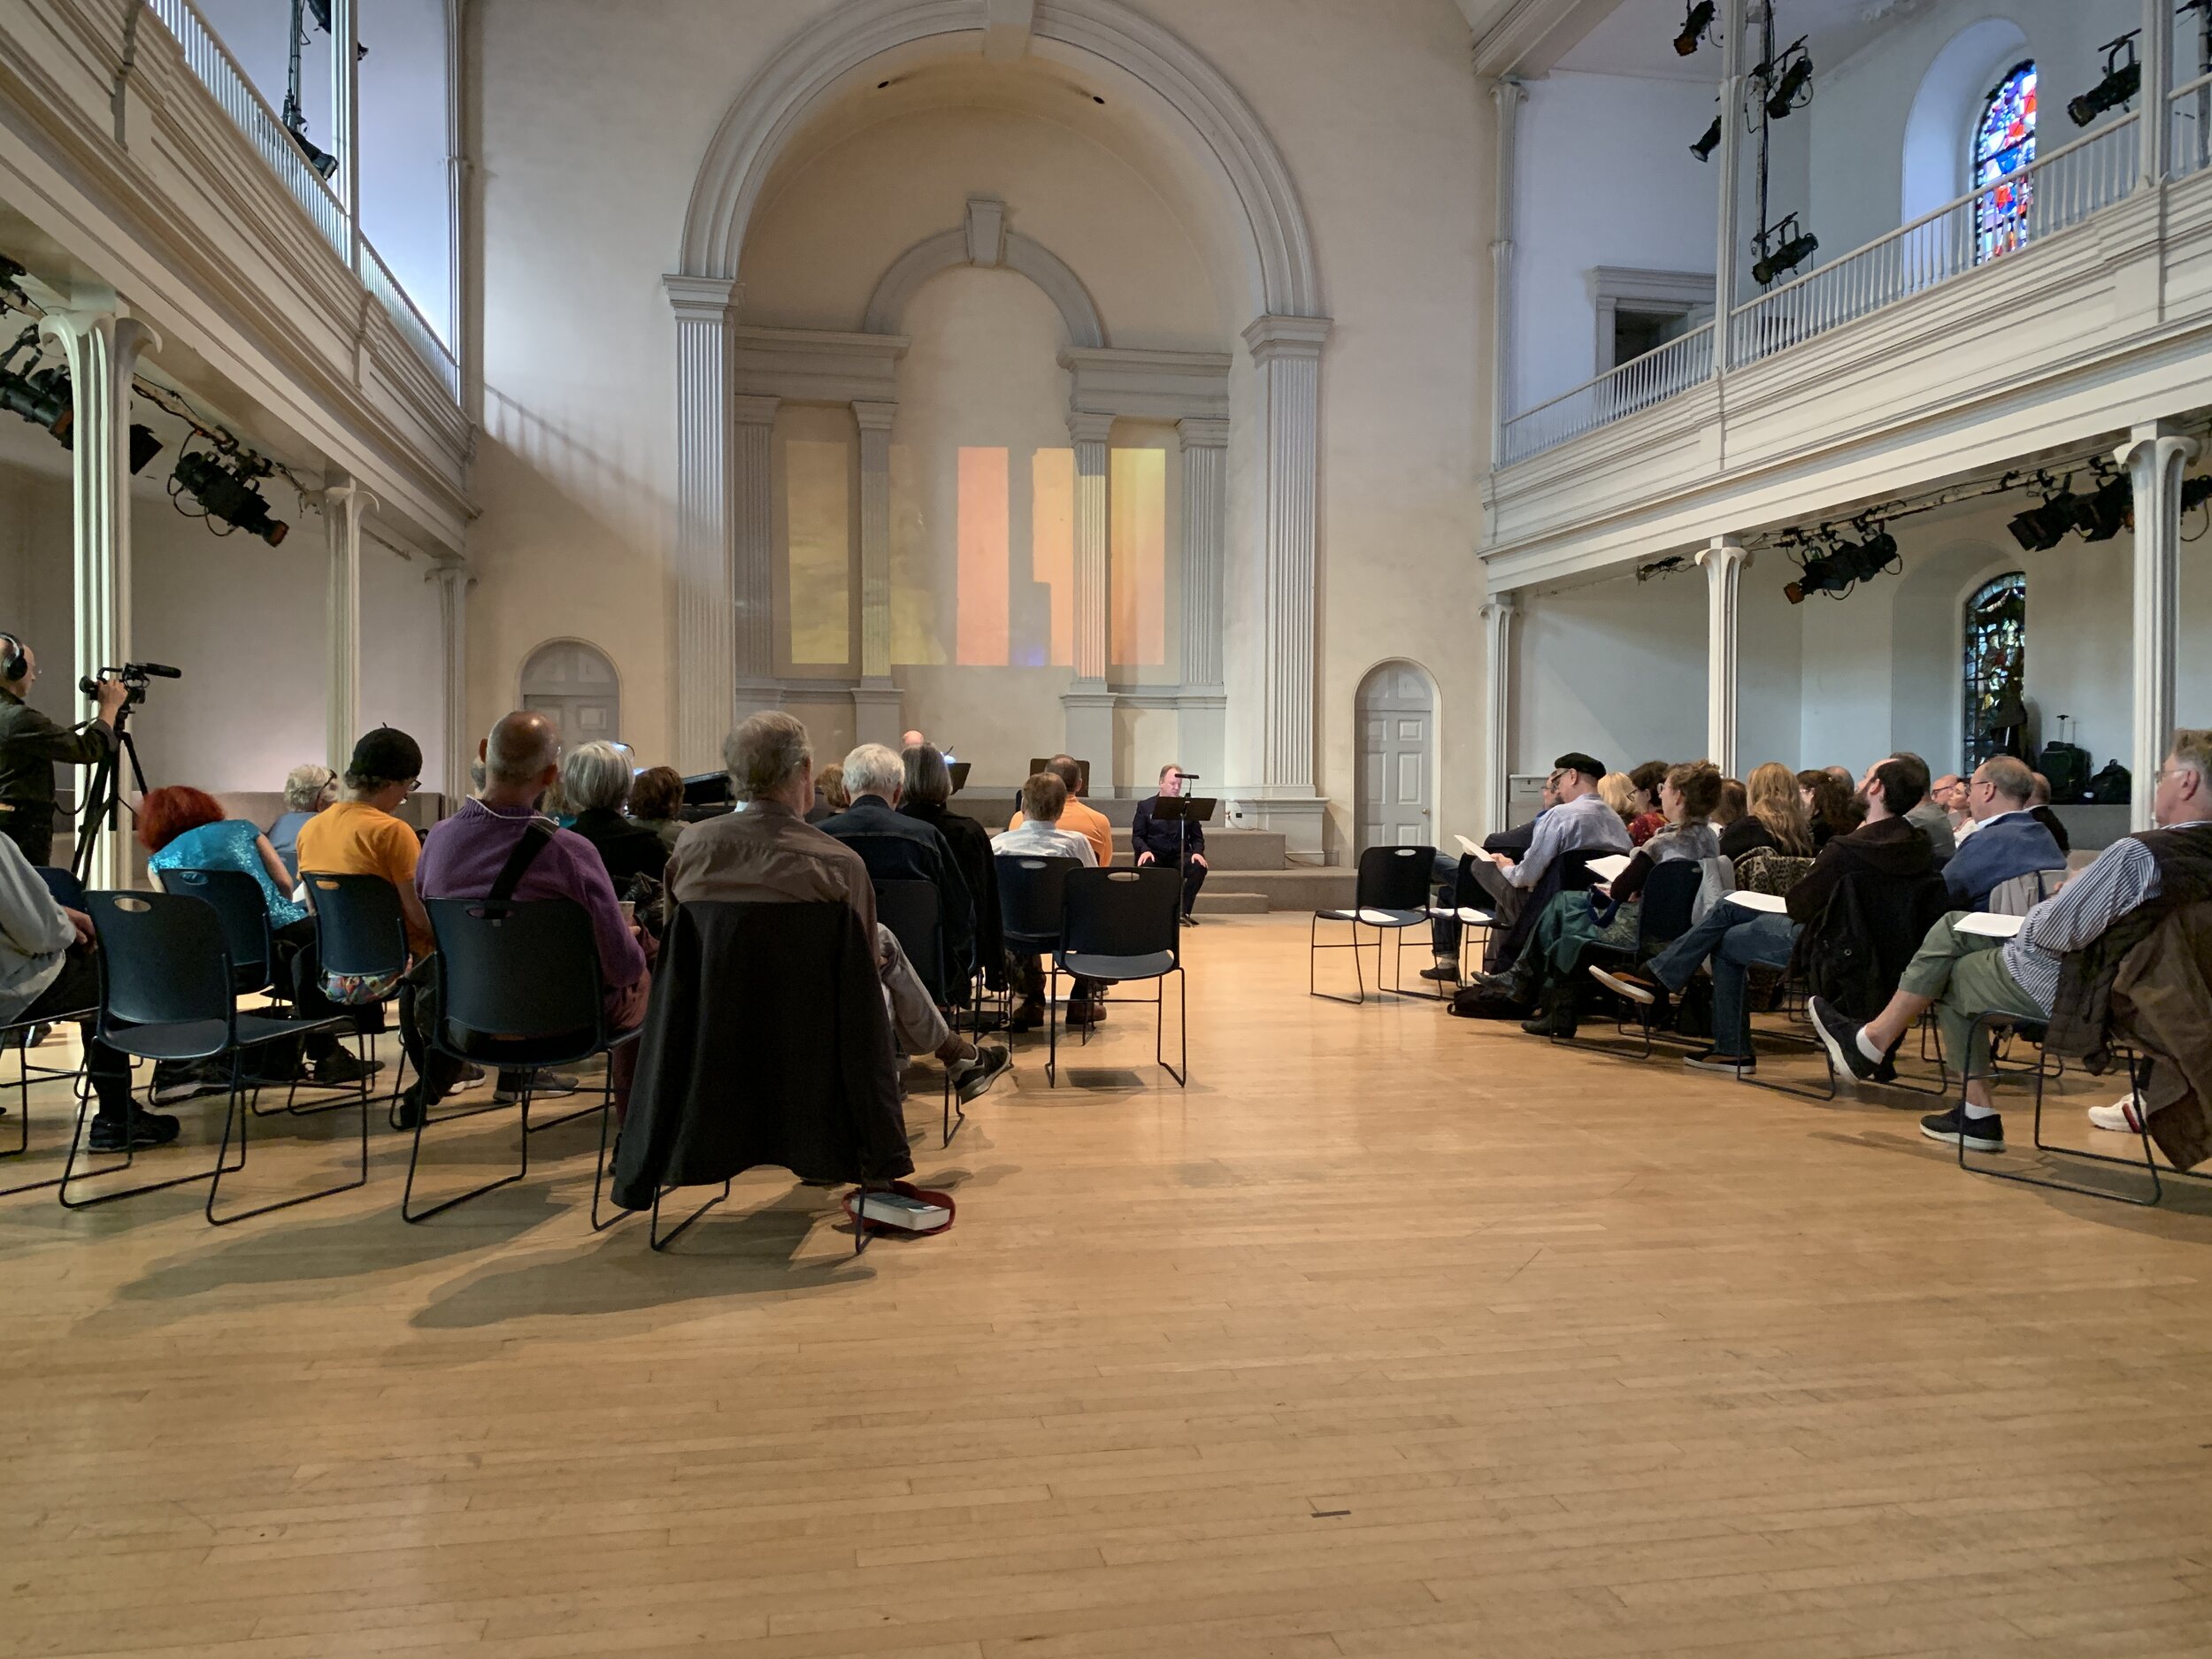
[947,762,972,795]
[1152,794,1215,923]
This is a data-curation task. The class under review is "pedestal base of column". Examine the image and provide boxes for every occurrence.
[1174,687,1226,794]
[1061,687,1118,793]
[850,681,905,749]
[732,678,785,724]
[1222,793,1332,864]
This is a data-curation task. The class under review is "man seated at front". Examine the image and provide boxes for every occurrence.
[993,771,1098,1030]
[1593,753,1934,1076]
[1941,755,2064,910]
[404,712,651,1124]
[1467,751,1632,933]
[1007,754,1111,867]
[1809,731,2212,1152]
[1423,769,1561,983]
[666,712,1010,1102]
[818,743,976,989]
[1130,764,1209,925]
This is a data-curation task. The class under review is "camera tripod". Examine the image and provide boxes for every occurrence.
[71,703,150,887]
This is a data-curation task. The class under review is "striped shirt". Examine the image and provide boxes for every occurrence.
[2002,836,2162,1012]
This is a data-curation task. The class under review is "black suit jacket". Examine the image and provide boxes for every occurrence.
[569,807,669,887]
[902,798,1002,986]
[1130,794,1205,863]
[819,795,976,978]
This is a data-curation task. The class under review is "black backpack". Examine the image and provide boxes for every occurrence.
[2038,741,2092,803]
[2086,760,2132,805]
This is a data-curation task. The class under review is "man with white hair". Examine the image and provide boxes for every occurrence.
[818,742,976,987]
[1940,754,2062,910]
[666,713,1010,1102]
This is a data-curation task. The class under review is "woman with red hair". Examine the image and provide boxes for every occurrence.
[138,785,373,1096]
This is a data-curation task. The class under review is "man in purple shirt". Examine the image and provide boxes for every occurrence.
[400,710,649,1123]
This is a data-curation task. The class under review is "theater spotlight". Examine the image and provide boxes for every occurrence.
[0,361,73,443]
[2070,473,2131,541]
[2184,475,2212,513]
[1751,217,1819,286]
[1674,0,1717,57]
[2070,34,2141,127]
[1691,113,1724,161]
[2008,490,2078,552]
[1785,528,1897,604]
[1761,41,1815,120]
[171,449,290,545]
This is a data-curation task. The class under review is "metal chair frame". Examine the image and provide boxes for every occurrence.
[1309,845,1438,1005]
[1049,867,1187,1087]
[876,879,965,1147]
[1553,863,1705,1062]
[298,872,416,1126]
[1,1003,96,1198]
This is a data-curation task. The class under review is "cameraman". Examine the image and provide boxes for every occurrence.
[0,633,128,867]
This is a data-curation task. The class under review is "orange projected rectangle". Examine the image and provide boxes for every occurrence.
[1110,447,1166,667]
[1031,447,1074,668]
[786,439,849,665]
[956,446,1010,666]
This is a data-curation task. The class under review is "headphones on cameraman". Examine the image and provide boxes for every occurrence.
[0,633,24,683]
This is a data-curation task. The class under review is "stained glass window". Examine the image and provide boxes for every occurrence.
[1963,573,2027,768]
[1975,63,2036,264]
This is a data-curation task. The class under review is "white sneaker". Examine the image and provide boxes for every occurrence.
[2087,1098,2143,1134]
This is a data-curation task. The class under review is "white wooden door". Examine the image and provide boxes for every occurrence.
[1356,662,1433,855]
[519,640,620,750]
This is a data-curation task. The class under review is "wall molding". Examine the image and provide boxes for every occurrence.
[863,202,1105,345]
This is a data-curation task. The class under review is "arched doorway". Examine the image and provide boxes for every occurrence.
[519,640,620,749]
[1356,660,1435,855]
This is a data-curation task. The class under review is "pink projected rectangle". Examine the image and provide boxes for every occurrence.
[1032,448,1074,668]
[956,446,1010,667]
[1110,447,1166,667]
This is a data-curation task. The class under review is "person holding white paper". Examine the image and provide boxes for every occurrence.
[1463,751,1632,939]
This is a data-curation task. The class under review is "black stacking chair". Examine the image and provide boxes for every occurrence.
[158,868,273,996]
[875,879,965,1146]
[67,890,363,1224]
[1309,844,1437,1005]
[1052,865,1186,1087]
[304,872,413,1125]
[1560,860,1703,1058]
[35,866,85,910]
[406,895,641,1224]
[4,866,96,1197]
[997,853,1082,1036]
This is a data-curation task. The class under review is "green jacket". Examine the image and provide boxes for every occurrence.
[0,687,113,847]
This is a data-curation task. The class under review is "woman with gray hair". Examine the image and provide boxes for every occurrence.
[268,762,336,880]
[562,739,668,884]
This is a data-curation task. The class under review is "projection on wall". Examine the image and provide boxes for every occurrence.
[785,440,851,665]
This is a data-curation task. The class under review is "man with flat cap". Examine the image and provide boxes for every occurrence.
[1466,749,1632,933]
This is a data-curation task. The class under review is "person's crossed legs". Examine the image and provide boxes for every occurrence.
[879,924,1010,1102]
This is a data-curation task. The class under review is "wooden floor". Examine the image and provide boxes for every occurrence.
[7,913,2212,1659]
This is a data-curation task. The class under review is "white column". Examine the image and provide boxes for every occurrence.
[1697,537,1751,775]
[331,0,361,266]
[2119,422,2200,830]
[1489,78,1525,466]
[434,562,471,802]
[850,399,903,748]
[732,393,780,709]
[322,478,367,772]
[2144,0,2174,188]
[1063,411,1116,773]
[664,275,738,772]
[1242,316,1330,849]
[39,306,157,891]
[1481,592,1517,838]
[1176,416,1228,787]
[1713,0,1747,369]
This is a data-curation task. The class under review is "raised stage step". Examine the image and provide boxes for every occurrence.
[1191,890,1271,915]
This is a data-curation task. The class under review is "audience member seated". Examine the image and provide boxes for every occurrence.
[1425,770,1562,983]
[1713,778,1747,835]
[1625,761,1670,846]
[1477,760,1727,1037]
[1130,763,1210,925]
[268,764,335,880]
[1466,751,1632,936]
[0,833,167,1149]
[666,713,1010,1101]
[1810,731,2212,1152]
[1931,772,1971,841]
[805,761,849,826]
[1722,763,1816,863]
[993,771,1101,1030]
[1896,751,1956,863]
[1800,767,1860,848]
[562,741,669,886]
[2029,771,2072,855]
[899,742,1002,994]
[297,730,436,978]
[1594,754,1936,1076]
[821,743,977,988]
[139,785,373,1095]
[1596,772,1636,828]
[403,712,651,1125]
[1941,756,2064,911]
[627,764,687,852]
[1007,754,1112,867]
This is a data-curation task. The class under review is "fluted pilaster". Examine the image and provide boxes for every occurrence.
[1243,316,1329,795]
[1178,417,1227,689]
[322,479,367,772]
[664,275,739,771]
[434,563,471,801]
[1481,592,1518,838]
[1697,538,1751,777]
[854,400,897,682]
[1069,411,1113,686]
[2119,422,2200,829]
[732,393,780,690]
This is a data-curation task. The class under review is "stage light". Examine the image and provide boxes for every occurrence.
[1785,529,1897,604]
[1674,0,1716,56]
[2008,494,2078,552]
[2070,475,2131,541]
[2070,35,2141,127]
[2184,476,2212,512]
[172,449,290,545]
[284,116,338,180]
[1691,114,1723,161]
[0,363,73,442]
[1752,218,1819,286]
[1763,45,1814,120]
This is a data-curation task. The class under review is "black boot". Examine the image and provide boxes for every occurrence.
[1520,985,1579,1039]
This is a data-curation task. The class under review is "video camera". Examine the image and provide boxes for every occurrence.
[76,661,181,711]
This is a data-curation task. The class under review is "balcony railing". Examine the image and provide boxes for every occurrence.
[1730,113,2139,368]
[1500,320,1714,466]
[2172,71,2212,182]
[145,0,459,402]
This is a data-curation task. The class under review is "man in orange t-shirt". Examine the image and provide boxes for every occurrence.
[1005,754,1110,865]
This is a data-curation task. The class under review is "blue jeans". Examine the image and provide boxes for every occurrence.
[1647,907,1800,1059]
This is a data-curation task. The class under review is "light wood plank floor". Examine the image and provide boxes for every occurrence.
[6,912,2212,1659]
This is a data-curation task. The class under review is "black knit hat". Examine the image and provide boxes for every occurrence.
[348,726,422,786]
[1553,751,1605,782]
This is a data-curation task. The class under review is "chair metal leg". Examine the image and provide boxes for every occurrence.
[207,1043,372,1226]
[1046,964,1060,1087]
[941,1061,964,1148]
[402,1073,530,1224]
[1307,913,1368,1005]
[588,1087,637,1232]
[59,1050,251,1210]
[2,1034,89,1198]
[649,1178,729,1249]
[849,1179,875,1256]
[522,1067,608,1133]
[1155,967,1187,1087]
[1956,1034,2168,1205]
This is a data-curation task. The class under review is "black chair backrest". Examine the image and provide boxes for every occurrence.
[1353,844,1436,912]
[997,854,1081,947]
[1061,866,1180,964]
[87,890,238,1032]
[426,896,605,1064]
[35,865,85,910]
[161,867,273,994]
[1634,858,1705,947]
[305,872,411,979]
[874,879,947,1004]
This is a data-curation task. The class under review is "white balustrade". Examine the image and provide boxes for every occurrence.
[361,241,460,397]
[1500,321,1715,466]
[2171,73,2212,183]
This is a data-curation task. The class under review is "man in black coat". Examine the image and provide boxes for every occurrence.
[819,742,975,989]
[1130,763,1210,924]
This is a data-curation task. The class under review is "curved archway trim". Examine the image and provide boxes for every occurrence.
[864,225,1107,346]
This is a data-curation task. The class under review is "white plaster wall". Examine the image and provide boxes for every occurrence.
[1513,571,1708,779]
[358,537,449,787]
[0,457,78,741]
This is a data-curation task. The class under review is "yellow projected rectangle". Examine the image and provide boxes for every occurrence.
[956,446,1010,666]
[786,440,849,665]
[1031,447,1074,668]
[1110,446,1166,667]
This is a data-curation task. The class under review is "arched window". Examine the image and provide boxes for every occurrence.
[1963,573,2026,766]
[1974,62,2036,263]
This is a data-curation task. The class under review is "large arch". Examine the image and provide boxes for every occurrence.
[677,0,1323,321]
